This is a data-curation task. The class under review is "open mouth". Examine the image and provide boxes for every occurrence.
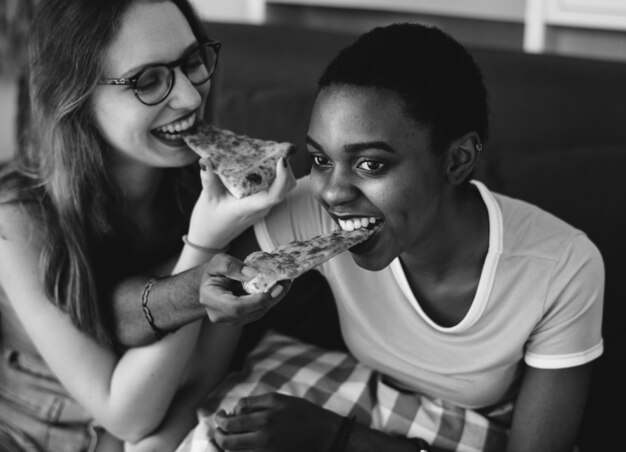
[152,113,197,142]
[337,216,383,232]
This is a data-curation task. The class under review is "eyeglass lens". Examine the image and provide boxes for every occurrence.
[135,44,217,105]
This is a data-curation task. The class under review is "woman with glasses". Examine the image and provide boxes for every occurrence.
[0,0,294,451]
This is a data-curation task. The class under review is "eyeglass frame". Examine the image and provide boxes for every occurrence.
[98,40,221,106]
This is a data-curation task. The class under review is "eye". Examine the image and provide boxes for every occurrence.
[135,67,165,93]
[356,159,385,172]
[311,154,331,168]
[185,52,205,70]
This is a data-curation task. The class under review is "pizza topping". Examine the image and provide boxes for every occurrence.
[181,122,295,198]
[246,173,263,185]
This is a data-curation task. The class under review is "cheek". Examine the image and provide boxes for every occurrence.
[196,81,212,115]
[92,95,150,144]
[375,186,405,217]
[309,171,326,204]
[375,179,422,227]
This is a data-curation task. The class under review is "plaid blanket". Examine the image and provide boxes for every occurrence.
[176,331,512,452]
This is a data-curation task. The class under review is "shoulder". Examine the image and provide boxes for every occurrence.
[492,191,597,263]
[0,198,43,253]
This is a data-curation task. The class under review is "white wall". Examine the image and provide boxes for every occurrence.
[266,0,525,22]
[189,0,266,23]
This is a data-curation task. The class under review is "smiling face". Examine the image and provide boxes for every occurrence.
[307,85,449,270]
[91,1,209,170]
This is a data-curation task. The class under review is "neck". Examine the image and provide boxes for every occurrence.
[401,182,489,281]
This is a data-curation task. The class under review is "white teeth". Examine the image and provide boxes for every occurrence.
[155,114,196,135]
[338,217,378,232]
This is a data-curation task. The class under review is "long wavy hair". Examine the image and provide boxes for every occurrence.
[0,0,210,347]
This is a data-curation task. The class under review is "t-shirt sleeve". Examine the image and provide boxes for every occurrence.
[253,175,328,253]
[524,233,605,369]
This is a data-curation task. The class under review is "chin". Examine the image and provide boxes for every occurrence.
[350,253,393,272]
[165,147,200,167]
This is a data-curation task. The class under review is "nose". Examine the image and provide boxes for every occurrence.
[318,167,359,208]
[167,67,204,110]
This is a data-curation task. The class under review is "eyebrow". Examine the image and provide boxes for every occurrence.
[120,42,199,79]
[305,135,396,154]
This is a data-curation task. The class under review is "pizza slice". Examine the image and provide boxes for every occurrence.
[182,122,295,198]
[242,225,379,294]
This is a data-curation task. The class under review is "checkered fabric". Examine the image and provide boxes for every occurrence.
[176,331,512,452]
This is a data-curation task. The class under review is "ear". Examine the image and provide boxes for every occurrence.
[444,132,483,185]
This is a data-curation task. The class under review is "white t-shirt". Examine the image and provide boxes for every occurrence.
[254,177,604,409]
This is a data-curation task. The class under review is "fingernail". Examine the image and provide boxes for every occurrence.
[270,284,283,298]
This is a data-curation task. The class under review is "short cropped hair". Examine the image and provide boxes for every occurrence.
[318,23,488,153]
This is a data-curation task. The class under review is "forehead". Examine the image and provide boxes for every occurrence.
[308,85,429,149]
[103,1,197,74]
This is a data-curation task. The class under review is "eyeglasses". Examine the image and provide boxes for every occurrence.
[98,40,221,106]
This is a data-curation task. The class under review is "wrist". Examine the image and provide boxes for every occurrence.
[141,277,174,340]
[181,235,229,254]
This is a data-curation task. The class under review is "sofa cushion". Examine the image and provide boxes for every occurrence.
[474,144,626,450]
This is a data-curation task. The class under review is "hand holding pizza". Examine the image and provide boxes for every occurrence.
[186,156,296,251]
[199,253,292,324]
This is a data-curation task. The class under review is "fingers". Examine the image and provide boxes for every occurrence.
[199,158,228,197]
[233,393,281,414]
[216,407,268,433]
[200,255,287,324]
[269,156,297,199]
[214,396,280,446]
[214,428,262,452]
[203,253,257,281]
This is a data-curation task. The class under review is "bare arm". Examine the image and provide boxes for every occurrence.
[506,363,593,452]
[112,161,295,347]
[0,203,216,440]
[125,321,242,452]
[112,266,208,347]
[0,162,294,440]
[112,227,289,347]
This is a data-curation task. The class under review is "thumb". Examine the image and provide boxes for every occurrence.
[267,156,296,201]
[203,253,259,282]
[199,158,226,196]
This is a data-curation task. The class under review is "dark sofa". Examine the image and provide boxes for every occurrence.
[204,22,626,450]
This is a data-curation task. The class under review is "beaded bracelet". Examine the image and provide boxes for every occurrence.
[329,415,356,452]
[141,277,170,341]
[181,235,228,254]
